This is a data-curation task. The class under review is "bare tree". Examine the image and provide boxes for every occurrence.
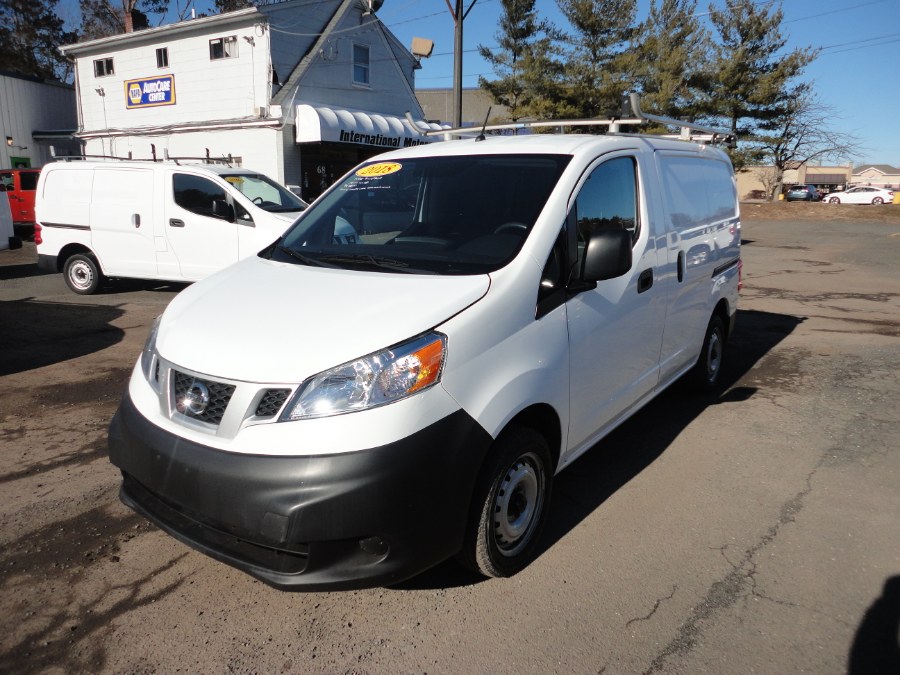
[753,92,863,199]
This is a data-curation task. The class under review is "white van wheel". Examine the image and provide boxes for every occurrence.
[461,427,552,578]
[689,315,725,392]
[64,253,103,295]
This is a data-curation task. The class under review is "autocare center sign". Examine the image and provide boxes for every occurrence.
[124,75,176,109]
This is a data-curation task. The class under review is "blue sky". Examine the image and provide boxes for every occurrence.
[58,0,900,166]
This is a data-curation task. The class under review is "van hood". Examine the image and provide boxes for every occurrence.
[156,256,490,383]
[271,210,303,223]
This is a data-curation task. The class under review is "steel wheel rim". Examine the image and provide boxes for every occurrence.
[68,260,94,290]
[492,452,545,557]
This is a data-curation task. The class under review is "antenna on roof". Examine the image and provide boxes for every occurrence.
[475,107,492,142]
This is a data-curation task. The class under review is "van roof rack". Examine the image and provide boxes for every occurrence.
[407,93,734,146]
[50,146,236,165]
[163,149,235,166]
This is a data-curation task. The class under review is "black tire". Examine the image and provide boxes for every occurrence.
[63,253,104,295]
[872,197,884,205]
[459,426,553,578]
[688,315,726,392]
[829,196,841,204]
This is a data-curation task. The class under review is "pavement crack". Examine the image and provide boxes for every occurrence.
[644,469,817,674]
[626,585,678,628]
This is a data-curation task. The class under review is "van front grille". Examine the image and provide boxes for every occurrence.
[256,389,291,418]
[171,370,235,425]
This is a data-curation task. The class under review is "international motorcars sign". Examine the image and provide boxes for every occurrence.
[124,75,176,109]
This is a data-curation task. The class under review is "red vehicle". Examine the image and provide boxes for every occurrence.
[0,168,41,225]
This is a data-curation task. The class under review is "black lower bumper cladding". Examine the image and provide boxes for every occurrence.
[108,393,492,590]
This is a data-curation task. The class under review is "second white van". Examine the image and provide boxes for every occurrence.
[35,160,307,293]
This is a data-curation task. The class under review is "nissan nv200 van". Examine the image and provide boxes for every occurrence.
[35,161,307,293]
[108,124,741,590]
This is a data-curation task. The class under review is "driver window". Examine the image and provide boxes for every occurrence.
[573,156,638,268]
[235,201,252,223]
[173,173,228,219]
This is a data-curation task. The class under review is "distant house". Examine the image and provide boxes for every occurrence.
[852,164,900,190]
[60,0,444,201]
[0,71,79,169]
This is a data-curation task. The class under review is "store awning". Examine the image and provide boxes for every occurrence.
[806,173,848,184]
[295,104,446,148]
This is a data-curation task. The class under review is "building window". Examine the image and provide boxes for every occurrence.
[93,57,114,77]
[156,47,169,68]
[352,43,370,86]
[210,36,238,60]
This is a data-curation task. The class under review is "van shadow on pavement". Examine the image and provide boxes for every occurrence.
[397,308,803,590]
[0,299,126,376]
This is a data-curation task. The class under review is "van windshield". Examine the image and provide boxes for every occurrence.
[222,173,307,213]
[268,154,570,275]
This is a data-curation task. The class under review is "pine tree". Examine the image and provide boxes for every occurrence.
[477,0,562,122]
[706,0,816,157]
[556,0,638,119]
[630,0,710,120]
[0,0,76,80]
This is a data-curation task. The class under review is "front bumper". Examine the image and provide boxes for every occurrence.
[108,393,492,590]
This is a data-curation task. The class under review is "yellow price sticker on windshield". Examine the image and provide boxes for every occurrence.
[224,176,244,185]
[356,162,402,177]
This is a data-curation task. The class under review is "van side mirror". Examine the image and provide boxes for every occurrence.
[212,199,235,222]
[581,228,633,282]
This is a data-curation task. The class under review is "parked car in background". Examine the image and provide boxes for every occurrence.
[823,186,895,205]
[785,185,821,201]
[0,168,41,225]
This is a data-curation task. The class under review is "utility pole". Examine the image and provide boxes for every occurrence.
[446,0,478,127]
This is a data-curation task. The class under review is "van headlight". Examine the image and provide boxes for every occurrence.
[141,316,162,381]
[281,332,446,420]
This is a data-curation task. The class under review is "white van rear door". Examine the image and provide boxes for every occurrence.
[565,154,666,453]
[90,168,157,277]
[163,171,239,281]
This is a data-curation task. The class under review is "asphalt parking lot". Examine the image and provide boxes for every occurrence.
[1,212,898,673]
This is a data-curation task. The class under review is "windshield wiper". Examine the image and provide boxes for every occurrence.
[275,245,338,268]
[318,254,419,273]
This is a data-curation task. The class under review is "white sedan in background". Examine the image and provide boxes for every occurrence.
[823,186,894,205]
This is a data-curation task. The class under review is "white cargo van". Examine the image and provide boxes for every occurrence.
[108,110,741,590]
[35,161,307,293]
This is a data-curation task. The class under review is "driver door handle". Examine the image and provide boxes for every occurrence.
[637,268,653,294]
[169,218,185,228]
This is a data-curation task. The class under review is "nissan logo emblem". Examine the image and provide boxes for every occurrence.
[177,381,210,416]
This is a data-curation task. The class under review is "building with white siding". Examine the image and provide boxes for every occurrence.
[0,71,79,169]
[60,0,443,201]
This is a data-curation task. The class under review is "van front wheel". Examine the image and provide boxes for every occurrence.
[460,427,552,578]
[64,253,103,295]
[689,315,725,392]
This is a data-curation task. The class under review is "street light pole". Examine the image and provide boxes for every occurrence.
[446,0,478,128]
[452,0,463,127]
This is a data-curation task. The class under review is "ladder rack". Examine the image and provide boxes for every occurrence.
[408,94,734,145]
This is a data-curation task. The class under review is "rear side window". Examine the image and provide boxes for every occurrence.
[659,155,737,229]
[173,174,227,218]
[20,172,39,191]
